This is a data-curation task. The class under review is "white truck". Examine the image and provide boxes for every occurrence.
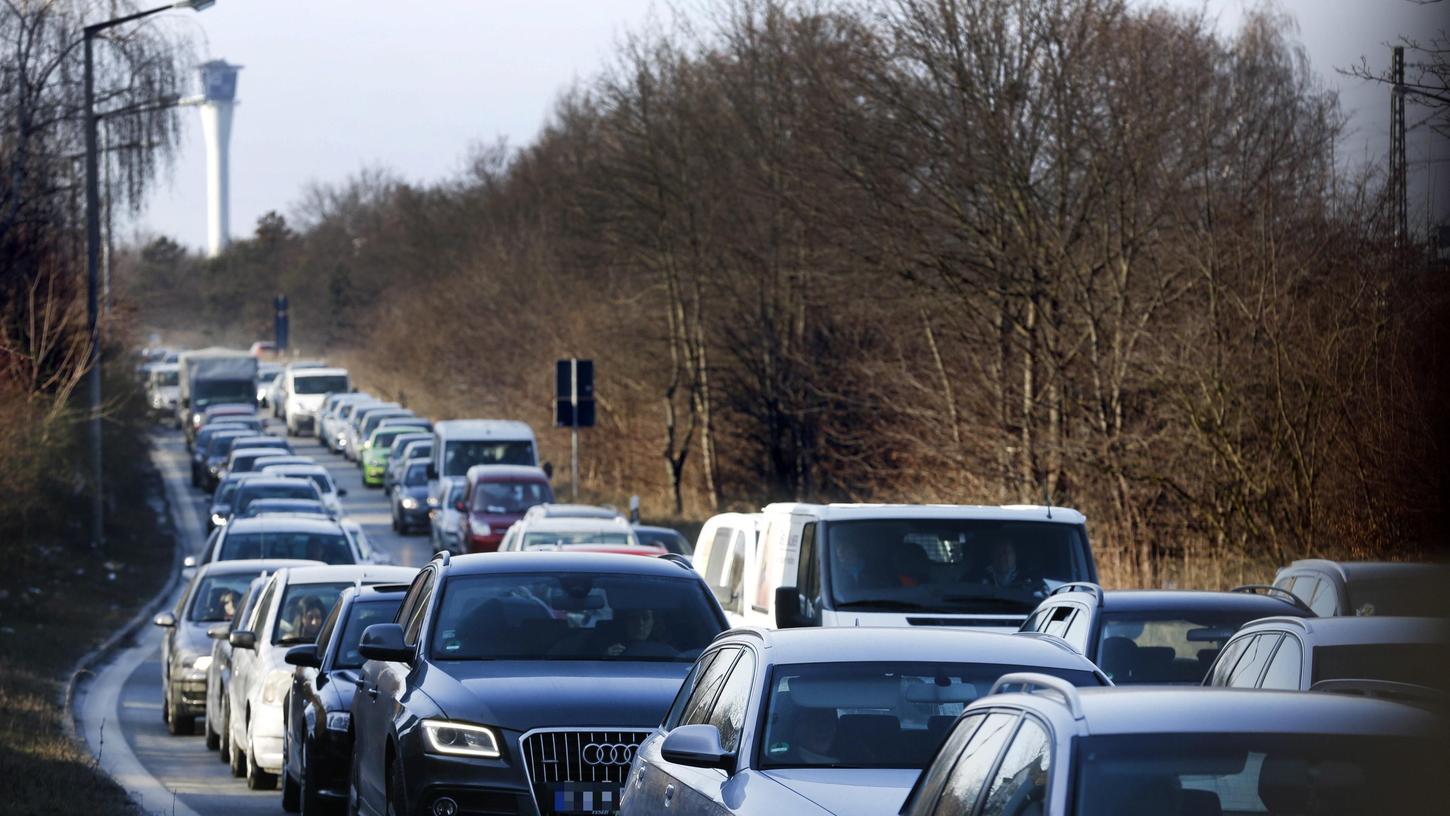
[177,348,258,442]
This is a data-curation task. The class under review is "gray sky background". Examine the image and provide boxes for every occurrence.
[132,0,1448,249]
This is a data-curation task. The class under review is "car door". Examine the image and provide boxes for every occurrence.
[657,646,758,816]
[356,568,431,809]
[232,575,279,745]
[633,647,741,814]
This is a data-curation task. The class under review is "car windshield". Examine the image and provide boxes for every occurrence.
[293,375,348,395]
[1312,643,1450,690]
[446,480,469,507]
[187,574,254,622]
[242,500,327,518]
[284,471,335,494]
[362,413,408,435]
[404,443,431,460]
[443,440,535,476]
[194,379,256,407]
[207,433,247,457]
[334,598,404,668]
[155,370,179,386]
[827,519,1085,613]
[273,582,349,644]
[522,531,632,549]
[235,482,320,512]
[471,480,552,514]
[215,479,245,505]
[404,464,429,487]
[1097,612,1265,685]
[759,661,1102,770]
[370,428,410,449]
[1345,573,1450,617]
[219,531,354,564]
[1073,733,1435,815]
[636,528,691,555]
[431,572,721,662]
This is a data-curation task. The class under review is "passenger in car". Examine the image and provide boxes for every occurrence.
[603,609,676,658]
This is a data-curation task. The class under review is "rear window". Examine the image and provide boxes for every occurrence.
[1312,643,1450,690]
[293,375,348,395]
[522,531,633,549]
[236,482,321,512]
[1097,612,1265,685]
[471,480,553,514]
[219,531,355,564]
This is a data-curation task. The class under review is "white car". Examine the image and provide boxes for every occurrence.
[320,393,375,454]
[343,402,401,462]
[224,564,416,788]
[283,366,350,437]
[429,476,469,554]
[497,514,653,553]
[260,463,347,517]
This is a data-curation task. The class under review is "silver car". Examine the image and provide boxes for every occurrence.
[429,476,469,554]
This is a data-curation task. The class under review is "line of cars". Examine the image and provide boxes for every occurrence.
[141,346,1446,816]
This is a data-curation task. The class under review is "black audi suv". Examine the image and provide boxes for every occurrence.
[350,551,727,816]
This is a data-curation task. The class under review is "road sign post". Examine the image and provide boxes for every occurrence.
[555,358,594,500]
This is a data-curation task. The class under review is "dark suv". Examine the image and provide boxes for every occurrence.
[349,552,727,816]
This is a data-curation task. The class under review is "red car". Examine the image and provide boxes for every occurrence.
[457,465,554,552]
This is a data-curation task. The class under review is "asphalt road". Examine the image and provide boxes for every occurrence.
[75,420,433,816]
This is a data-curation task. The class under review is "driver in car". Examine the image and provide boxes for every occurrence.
[603,609,676,658]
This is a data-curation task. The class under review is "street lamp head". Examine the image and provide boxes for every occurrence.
[174,0,216,10]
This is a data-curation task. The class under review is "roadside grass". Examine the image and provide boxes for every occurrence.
[0,363,173,815]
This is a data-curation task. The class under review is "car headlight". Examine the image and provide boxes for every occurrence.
[426,495,439,507]
[191,655,213,672]
[421,720,500,758]
[210,512,227,527]
[471,523,491,537]
[401,497,418,510]
[261,668,292,705]
[325,711,351,732]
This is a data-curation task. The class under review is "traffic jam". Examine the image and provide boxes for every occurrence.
[140,346,1446,816]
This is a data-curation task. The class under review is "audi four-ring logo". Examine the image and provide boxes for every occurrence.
[582,742,637,766]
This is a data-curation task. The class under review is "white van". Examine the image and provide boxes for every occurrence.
[282,367,350,436]
[428,420,543,505]
[692,503,1098,632]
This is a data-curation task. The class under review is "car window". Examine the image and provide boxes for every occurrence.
[1206,635,1249,686]
[1042,606,1075,639]
[930,712,1019,816]
[1062,607,1092,652]
[1259,637,1302,690]
[1019,609,1046,633]
[904,713,988,813]
[1225,633,1281,688]
[248,578,279,632]
[664,650,720,729]
[703,527,736,610]
[681,647,740,727]
[335,598,406,669]
[403,570,436,647]
[797,522,821,622]
[1306,577,1340,617]
[219,531,354,564]
[272,582,348,645]
[1098,612,1256,685]
[186,573,254,622]
[979,716,1051,816]
[707,649,756,754]
[314,599,344,658]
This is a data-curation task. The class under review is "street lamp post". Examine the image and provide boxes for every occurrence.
[83,0,215,551]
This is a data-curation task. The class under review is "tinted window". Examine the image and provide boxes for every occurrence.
[403,570,435,647]
[761,662,1099,770]
[187,574,254,622]
[979,717,1051,816]
[429,572,723,661]
[1312,643,1450,690]
[219,531,355,564]
[292,375,348,394]
[1206,636,1250,686]
[1345,571,1450,617]
[931,712,1017,816]
[235,482,321,512]
[404,464,429,487]
[1073,734,1436,815]
[470,480,553,514]
[522,531,633,549]
[797,523,821,621]
[272,582,348,644]
[1098,612,1261,685]
[442,439,535,475]
[1259,638,1303,690]
[903,713,987,814]
[827,519,1088,614]
[681,648,740,726]
[1306,577,1340,617]
[335,598,405,668]
[708,650,756,753]
[664,651,721,729]
[1225,633,1281,688]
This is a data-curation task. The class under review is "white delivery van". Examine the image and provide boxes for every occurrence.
[282,366,350,437]
[428,420,543,506]
[694,503,1098,632]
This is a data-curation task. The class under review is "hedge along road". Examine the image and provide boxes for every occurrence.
[73,420,434,815]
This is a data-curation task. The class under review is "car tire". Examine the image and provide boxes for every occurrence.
[282,764,301,812]
[299,742,325,816]
[205,715,220,750]
[246,737,277,790]
[229,729,246,777]
[387,755,408,816]
[219,699,232,761]
[164,687,194,736]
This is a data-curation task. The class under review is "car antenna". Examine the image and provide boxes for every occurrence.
[1043,477,1053,520]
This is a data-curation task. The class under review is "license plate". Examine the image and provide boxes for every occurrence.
[546,783,624,815]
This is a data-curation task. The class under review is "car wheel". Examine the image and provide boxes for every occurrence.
[246,737,277,790]
[282,756,301,812]
[386,755,408,816]
[219,699,232,762]
[205,714,220,750]
[228,728,246,777]
[299,742,325,816]
[165,687,193,736]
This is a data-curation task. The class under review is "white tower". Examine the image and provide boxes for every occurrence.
[198,60,240,258]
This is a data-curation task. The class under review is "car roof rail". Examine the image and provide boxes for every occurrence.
[656,553,694,571]
[432,549,450,566]
[1231,584,1314,614]
[365,582,413,594]
[990,672,1086,720]
[1014,631,1085,656]
[711,626,770,645]
[1048,582,1104,605]
[1309,679,1443,708]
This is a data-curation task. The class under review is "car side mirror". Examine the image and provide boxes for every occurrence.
[358,623,413,663]
[229,630,257,650]
[661,724,735,771]
[542,461,553,479]
[775,587,810,629]
[153,612,177,628]
[285,644,321,668]
[207,623,230,640]
[426,464,438,480]
[455,500,468,513]
[337,488,348,497]
[182,555,197,569]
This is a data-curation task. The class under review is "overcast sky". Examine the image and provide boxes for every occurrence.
[131,0,1448,249]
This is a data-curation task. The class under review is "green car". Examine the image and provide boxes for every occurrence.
[360,424,428,487]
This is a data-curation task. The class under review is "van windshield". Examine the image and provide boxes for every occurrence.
[443,440,535,476]
[827,519,1086,614]
[293,375,348,395]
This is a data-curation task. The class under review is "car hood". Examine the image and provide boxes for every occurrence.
[290,394,326,410]
[761,769,919,816]
[427,660,690,731]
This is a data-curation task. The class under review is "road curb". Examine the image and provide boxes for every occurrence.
[62,433,187,807]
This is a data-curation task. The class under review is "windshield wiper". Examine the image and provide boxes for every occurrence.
[834,599,934,612]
